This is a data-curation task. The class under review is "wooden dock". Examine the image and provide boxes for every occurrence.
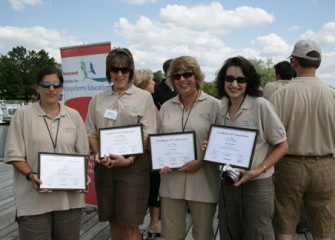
[0,161,332,240]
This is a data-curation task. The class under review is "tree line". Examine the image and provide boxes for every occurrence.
[0,46,275,102]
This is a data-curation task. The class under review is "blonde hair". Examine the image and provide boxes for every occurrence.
[133,68,154,90]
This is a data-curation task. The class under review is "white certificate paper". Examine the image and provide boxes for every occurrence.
[38,152,87,190]
[99,124,144,158]
[203,125,258,169]
[149,132,197,171]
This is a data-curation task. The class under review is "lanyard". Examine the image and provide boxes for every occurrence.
[43,116,60,152]
[181,91,199,132]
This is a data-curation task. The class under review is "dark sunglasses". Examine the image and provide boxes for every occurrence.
[110,67,130,73]
[173,72,194,80]
[225,75,248,84]
[38,81,63,88]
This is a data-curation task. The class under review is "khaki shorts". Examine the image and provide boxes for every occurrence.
[94,153,150,226]
[273,156,335,238]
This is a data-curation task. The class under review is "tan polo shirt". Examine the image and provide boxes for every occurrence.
[85,84,157,138]
[263,80,291,100]
[5,102,90,217]
[271,77,335,155]
[219,95,287,179]
[159,91,221,203]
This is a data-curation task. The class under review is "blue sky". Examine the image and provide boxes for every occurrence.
[0,0,335,86]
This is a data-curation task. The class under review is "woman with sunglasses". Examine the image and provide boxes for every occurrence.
[159,56,221,240]
[215,56,288,239]
[4,66,90,239]
[85,48,157,240]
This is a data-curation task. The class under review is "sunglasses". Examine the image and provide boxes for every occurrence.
[110,67,130,73]
[173,72,194,80]
[38,81,63,88]
[225,75,248,84]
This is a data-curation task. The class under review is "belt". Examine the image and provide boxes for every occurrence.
[285,154,333,159]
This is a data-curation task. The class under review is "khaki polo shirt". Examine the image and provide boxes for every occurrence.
[271,77,335,155]
[219,95,287,179]
[263,80,291,100]
[85,84,157,138]
[5,102,89,217]
[159,91,221,203]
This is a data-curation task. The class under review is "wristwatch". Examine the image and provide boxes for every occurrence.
[25,171,37,180]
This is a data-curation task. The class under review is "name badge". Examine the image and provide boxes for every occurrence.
[104,109,118,120]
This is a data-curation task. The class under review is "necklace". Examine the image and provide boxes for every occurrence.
[43,116,60,152]
[224,95,246,126]
[181,91,199,132]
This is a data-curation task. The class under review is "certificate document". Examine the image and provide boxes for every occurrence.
[99,125,144,158]
[149,132,197,170]
[203,125,258,169]
[38,152,87,190]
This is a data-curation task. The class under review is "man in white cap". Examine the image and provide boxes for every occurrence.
[271,39,335,240]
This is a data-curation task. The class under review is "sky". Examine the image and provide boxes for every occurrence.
[0,0,335,86]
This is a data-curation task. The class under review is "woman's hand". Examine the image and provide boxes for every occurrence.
[201,140,208,151]
[233,167,263,187]
[159,166,172,175]
[178,160,204,173]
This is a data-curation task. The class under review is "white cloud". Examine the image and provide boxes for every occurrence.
[0,26,79,61]
[288,26,301,32]
[252,33,291,57]
[9,0,42,11]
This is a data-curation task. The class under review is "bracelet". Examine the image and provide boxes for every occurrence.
[25,171,37,180]
[259,163,267,173]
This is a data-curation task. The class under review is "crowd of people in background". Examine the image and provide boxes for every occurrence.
[4,39,335,240]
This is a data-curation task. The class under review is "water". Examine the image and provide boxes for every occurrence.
[0,125,9,159]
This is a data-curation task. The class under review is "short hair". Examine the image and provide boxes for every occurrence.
[105,47,135,83]
[274,61,293,80]
[293,51,321,69]
[168,56,204,90]
[163,59,173,75]
[134,69,154,90]
[215,56,262,99]
[37,66,63,84]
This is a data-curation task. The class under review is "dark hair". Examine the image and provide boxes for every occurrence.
[168,56,204,90]
[215,56,262,99]
[163,59,173,75]
[293,51,321,69]
[37,66,63,85]
[105,47,135,83]
[274,61,293,80]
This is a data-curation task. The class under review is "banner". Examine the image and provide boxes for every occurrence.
[60,42,112,206]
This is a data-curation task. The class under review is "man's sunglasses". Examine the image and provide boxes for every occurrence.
[225,75,248,84]
[38,81,63,88]
[110,67,131,73]
[173,72,194,80]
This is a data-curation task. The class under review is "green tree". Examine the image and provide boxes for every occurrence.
[249,58,275,87]
[153,70,164,85]
[202,81,218,98]
[0,46,58,102]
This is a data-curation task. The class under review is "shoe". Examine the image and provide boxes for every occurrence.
[148,231,161,239]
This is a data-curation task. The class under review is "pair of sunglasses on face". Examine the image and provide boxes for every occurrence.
[110,67,130,74]
[38,81,63,88]
[224,75,248,84]
[173,72,194,80]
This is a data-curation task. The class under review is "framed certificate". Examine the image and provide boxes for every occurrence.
[37,152,87,190]
[149,131,197,171]
[99,124,144,158]
[203,125,258,169]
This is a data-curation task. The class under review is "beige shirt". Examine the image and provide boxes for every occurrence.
[85,83,157,138]
[271,77,335,155]
[5,102,89,217]
[159,91,221,203]
[219,95,287,179]
[263,80,291,100]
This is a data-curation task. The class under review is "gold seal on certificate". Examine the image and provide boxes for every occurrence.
[38,152,87,190]
[99,124,144,158]
[149,131,197,171]
[203,125,258,169]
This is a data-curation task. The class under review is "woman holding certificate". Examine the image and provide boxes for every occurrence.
[85,48,157,240]
[4,66,90,239]
[215,56,288,239]
[159,56,221,240]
